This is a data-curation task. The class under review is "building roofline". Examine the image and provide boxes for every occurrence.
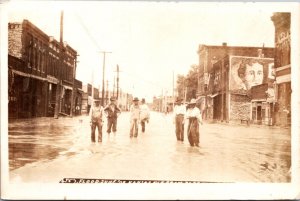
[198,44,274,52]
[10,19,77,54]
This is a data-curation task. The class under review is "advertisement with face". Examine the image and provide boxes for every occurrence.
[229,56,274,92]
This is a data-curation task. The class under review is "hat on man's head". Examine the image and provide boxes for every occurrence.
[188,98,197,105]
[94,98,101,102]
[133,97,139,101]
[176,97,183,103]
[110,97,116,101]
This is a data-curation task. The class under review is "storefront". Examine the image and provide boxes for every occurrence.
[8,69,47,118]
[251,84,275,125]
[61,84,73,115]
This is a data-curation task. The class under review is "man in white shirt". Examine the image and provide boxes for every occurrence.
[130,97,140,138]
[173,97,186,142]
[186,98,203,147]
[140,98,150,133]
[89,99,104,142]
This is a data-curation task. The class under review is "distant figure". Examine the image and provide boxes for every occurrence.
[104,97,121,135]
[87,96,93,115]
[89,99,104,142]
[129,97,140,138]
[140,98,150,133]
[173,97,186,142]
[75,105,80,116]
[186,98,203,147]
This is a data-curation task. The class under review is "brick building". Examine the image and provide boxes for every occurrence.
[8,20,78,118]
[271,13,291,127]
[196,43,274,122]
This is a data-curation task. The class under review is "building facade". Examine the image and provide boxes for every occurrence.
[8,20,78,118]
[209,55,274,124]
[197,43,274,120]
[271,13,291,127]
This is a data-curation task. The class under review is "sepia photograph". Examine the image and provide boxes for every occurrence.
[0,0,299,200]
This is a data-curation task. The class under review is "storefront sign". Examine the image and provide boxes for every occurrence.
[47,75,58,84]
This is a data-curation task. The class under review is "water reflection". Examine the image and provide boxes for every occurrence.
[9,143,64,170]
[9,117,81,170]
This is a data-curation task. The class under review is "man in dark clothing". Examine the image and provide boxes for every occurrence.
[104,97,121,135]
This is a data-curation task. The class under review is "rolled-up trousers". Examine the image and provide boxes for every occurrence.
[91,121,102,142]
[107,117,117,133]
[187,117,199,146]
[175,114,184,141]
[130,119,139,137]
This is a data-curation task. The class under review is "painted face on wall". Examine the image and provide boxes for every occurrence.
[244,62,264,89]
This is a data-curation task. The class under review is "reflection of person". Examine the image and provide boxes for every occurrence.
[238,60,264,90]
[140,98,150,133]
[104,97,121,135]
[185,99,203,147]
[173,97,186,142]
[130,97,140,138]
[89,99,104,142]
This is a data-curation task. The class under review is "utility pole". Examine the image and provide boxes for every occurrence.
[100,51,112,107]
[106,80,109,105]
[54,10,64,119]
[184,86,187,103]
[70,55,79,117]
[172,70,174,110]
[113,75,115,98]
[116,64,119,100]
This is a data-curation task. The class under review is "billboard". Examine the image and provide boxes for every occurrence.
[229,56,274,92]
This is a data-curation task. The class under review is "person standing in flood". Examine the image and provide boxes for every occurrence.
[173,97,186,142]
[104,97,121,135]
[186,98,203,147]
[89,99,104,142]
[129,97,140,138]
[140,98,150,133]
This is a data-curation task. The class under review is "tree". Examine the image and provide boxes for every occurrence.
[176,64,198,102]
[176,74,185,99]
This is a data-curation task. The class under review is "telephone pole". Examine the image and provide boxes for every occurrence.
[106,80,109,105]
[172,70,174,110]
[54,10,64,119]
[113,75,115,98]
[116,64,120,100]
[70,55,79,117]
[100,51,112,106]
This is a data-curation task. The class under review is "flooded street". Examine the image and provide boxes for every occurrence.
[9,112,291,183]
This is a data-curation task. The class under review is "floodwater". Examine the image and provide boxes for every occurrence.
[8,112,291,183]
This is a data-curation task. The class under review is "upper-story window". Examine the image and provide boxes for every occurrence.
[27,34,33,68]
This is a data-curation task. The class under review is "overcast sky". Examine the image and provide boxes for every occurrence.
[6,1,294,102]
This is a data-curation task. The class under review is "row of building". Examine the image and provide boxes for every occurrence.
[195,13,291,127]
[81,83,133,114]
[8,19,133,119]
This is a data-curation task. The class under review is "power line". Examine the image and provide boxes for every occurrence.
[73,12,102,50]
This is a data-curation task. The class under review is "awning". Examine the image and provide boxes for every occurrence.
[11,69,30,77]
[208,93,219,98]
[77,88,83,93]
[47,75,59,84]
[30,74,46,81]
[12,69,46,81]
[63,85,73,90]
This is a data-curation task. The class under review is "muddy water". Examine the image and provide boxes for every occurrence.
[8,112,291,182]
